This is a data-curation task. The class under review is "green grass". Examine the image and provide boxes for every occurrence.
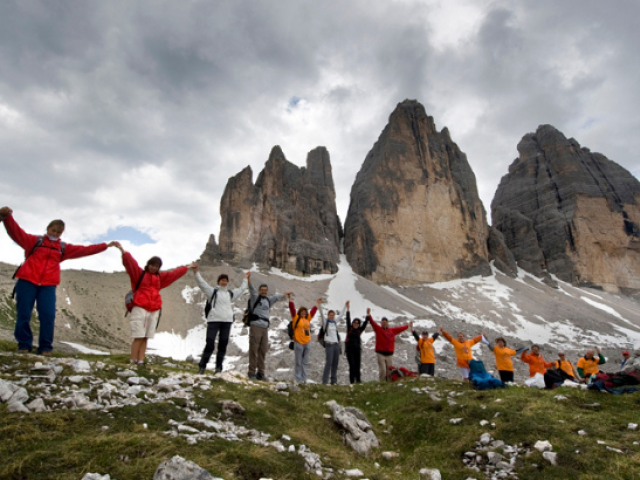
[1,347,640,480]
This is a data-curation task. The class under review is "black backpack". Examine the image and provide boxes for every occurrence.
[318,320,340,348]
[287,317,302,339]
[242,297,264,326]
[204,288,233,318]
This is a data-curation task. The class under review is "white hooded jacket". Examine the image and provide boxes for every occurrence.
[195,272,247,323]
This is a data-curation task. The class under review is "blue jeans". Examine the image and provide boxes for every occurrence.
[322,343,340,384]
[14,279,57,353]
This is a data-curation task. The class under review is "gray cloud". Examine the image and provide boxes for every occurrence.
[1,0,639,272]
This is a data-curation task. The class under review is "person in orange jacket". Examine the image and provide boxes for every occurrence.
[553,352,580,382]
[369,310,411,381]
[289,295,321,384]
[486,336,525,383]
[411,327,439,376]
[440,326,483,381]
[0,206,119,355]
[576,348,606,380]
[520,345,554,377]
[115,242,191,365]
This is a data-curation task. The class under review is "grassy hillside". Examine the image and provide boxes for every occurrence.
[1,340,639,480]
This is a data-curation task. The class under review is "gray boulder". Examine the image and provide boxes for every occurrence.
[153,455,222,480]
[326,400,379,455]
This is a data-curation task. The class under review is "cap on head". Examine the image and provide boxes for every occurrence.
[623,350,630,356]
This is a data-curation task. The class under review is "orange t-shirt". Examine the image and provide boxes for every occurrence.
[442,331,482,368]
[493,346,516,372]
[418,337,436,364]
[555,360,575,377]
[577,357,601,377]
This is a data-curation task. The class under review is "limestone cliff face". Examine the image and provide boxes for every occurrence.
[343,99,491,284]
[492,125,640,292]
[210,146,341,275]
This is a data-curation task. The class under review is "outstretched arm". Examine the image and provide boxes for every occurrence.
[0,211,38,251]
[230,273,249,300]
[159,264,190,288]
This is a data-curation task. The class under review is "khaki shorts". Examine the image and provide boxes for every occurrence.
[130,307,160,339]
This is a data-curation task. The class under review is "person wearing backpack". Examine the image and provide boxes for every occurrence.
[369,312,412,381]
[319,300,349,385]
[0,206,118,355]
[115,242,191,365]
[288,294,321,384]
[411,327,439,376]
[344,311,369,384]
[246,280,292,380]
[193,264,249,374]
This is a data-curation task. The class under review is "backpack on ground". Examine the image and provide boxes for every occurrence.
[124,271,146,316]
[12,236,67,298]
[204,288,233,319]
[242,297,264,326]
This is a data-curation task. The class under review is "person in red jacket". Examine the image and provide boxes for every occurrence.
[368,308,412,381]
[114,242,192,365]
[0,206,118,355]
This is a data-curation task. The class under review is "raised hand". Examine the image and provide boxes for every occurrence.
[283,291,293,296]
[409,321,413,330]
[190,262,199,272]
[366,307,371,316]
[316,297,323,305]
[346,300,350,310]
[0,206,12,218]
[245,271,251,279]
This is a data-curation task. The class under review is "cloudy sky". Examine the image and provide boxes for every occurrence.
[1,0,639,273]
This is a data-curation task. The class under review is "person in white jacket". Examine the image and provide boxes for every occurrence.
[319,301,349,385]
[192,264,249,374]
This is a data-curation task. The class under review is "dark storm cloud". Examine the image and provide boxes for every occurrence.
[1,0,639,271]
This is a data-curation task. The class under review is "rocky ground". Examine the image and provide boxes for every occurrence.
[1,343,639,479]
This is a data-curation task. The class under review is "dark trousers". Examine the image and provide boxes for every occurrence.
[322,343,340,384]
[14,279,57,353]
[199,322,231,370]
[346,346,362,383]
[499,370,514,383]
[419,363,435,376]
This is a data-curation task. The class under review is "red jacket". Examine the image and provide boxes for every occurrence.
[122,252,188,312]
[369,316,408,354]
[3,214,107,286]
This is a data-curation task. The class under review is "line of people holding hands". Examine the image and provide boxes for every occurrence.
[0,207,634,386]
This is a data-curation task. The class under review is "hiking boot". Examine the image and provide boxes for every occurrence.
[198,368,206,375]
[256,373,266,381]
[248,373,257,380]
[214,367,222,374]
[17,349,29,354]
[40,351,51,357]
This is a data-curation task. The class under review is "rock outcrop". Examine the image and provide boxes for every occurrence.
[492,125,640,292]
[199,234,222,266]
[214,146,341,275]
[343,99,490,284]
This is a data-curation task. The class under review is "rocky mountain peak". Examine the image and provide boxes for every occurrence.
[492,124,640,292]
[203,146,342,275]
[343,99,491,284]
